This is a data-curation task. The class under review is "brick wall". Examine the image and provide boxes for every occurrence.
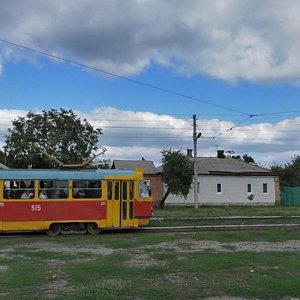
[144,174,164,203]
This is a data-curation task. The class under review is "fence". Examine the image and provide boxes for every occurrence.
[281,186,300,206]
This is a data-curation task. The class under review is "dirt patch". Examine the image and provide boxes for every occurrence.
[0,265,8,272]
[124,239,300,269]
[41,259,75,299]
[203,297,246,300]
[123,253,165,269]
[42,278,73,299]
[17,241,115,256]
[142,239,300,253]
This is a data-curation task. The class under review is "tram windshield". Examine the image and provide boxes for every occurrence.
[139,180,150,198]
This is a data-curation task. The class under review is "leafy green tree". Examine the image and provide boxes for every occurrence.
[0,149,7,166]
[231,153,255,164]
[93,158,112,169]
[4,108,102,168]
[242,154,255,164]
[271,155,300,186]
[160,149,193,208]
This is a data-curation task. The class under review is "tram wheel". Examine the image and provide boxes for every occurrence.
[46,223,62,237]
[86,222,101,235]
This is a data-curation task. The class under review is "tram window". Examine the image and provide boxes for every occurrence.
[72,180,102,199]
[122,182,127,200]
[122,202,127,220]
[130,182,134,200]
[115,182,120,200]
[3,180,35,199]
[108,181,113,200]
[129,201,134,219]
[139,180,150,198]
[39,180,68,199]
[3,180,13,199]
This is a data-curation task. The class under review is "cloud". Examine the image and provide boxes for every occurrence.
[2,107,299,167]
[1,0,300,82]
[0,109,27,136]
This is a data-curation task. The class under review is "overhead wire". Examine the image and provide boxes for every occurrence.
[1,38,300,148]
[0,38,251,116]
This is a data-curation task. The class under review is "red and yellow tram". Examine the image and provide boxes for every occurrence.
[0,168,153,236]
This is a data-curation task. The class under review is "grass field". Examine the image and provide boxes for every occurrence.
[153,205,300,218]
[151,205,300,227]
[1,206,300,299]
[1,228,300,299]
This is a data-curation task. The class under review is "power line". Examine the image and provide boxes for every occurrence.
[99,135,300,142]
[0,38,251,116]
[217,116,254,136]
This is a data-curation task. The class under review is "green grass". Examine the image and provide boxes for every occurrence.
[150,205,300,227]
[149,218,300,227]
[0,229,300,299]
[153,205,300,218]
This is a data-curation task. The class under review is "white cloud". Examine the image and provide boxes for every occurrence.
[2,0,300,82]
[0,109,27,137]
[1,107,299,167]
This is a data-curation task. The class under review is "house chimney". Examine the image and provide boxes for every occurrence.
[217,150,225,158]
[187,149,193,158]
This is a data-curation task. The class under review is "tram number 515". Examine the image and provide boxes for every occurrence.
[31,204,42,212]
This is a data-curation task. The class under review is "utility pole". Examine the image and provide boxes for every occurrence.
[193,115,201,209]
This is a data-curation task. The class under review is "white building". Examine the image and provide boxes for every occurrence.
[166,156,280,205]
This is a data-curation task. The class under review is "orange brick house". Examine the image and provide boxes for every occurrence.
[112,160,164,203]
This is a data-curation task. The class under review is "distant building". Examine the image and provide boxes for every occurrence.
[166,154,280,205]
[112,160,164,203]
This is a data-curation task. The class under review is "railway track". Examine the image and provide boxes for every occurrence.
[1,216,300,237]
[150,215,300,221]
[1,222,300,237]
[138,223,300,233]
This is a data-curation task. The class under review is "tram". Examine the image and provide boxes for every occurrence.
[0,168,153,236]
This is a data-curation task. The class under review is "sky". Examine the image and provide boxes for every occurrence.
[0,0,300,167]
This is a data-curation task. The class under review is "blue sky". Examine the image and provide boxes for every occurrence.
[1,57,299,118]
[1,0,300,166]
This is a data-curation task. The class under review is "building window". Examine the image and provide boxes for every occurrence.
[197,182,200,194]
[247,184,252,194]
[217,183,222,194]
[263,183,268,194]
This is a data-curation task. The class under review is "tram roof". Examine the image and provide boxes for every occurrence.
[0,169,137,180]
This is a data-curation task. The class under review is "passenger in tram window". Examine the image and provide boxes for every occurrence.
[51,189,63,199]
[39,189,48,199]
[21,190,34,199]
[4,190,11,199]
[73,188,85,198]
[58,189,68,199]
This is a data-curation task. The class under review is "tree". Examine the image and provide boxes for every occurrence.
[231,153,255,164]
[4,108,102,168]
[93,158,112,169]
[242,154,255,164]
[0,149,7,166]
[271,155,300,186]
[160,149,193,208]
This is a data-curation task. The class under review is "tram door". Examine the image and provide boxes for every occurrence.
[107,181,134,227]
[120,181,135,227]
